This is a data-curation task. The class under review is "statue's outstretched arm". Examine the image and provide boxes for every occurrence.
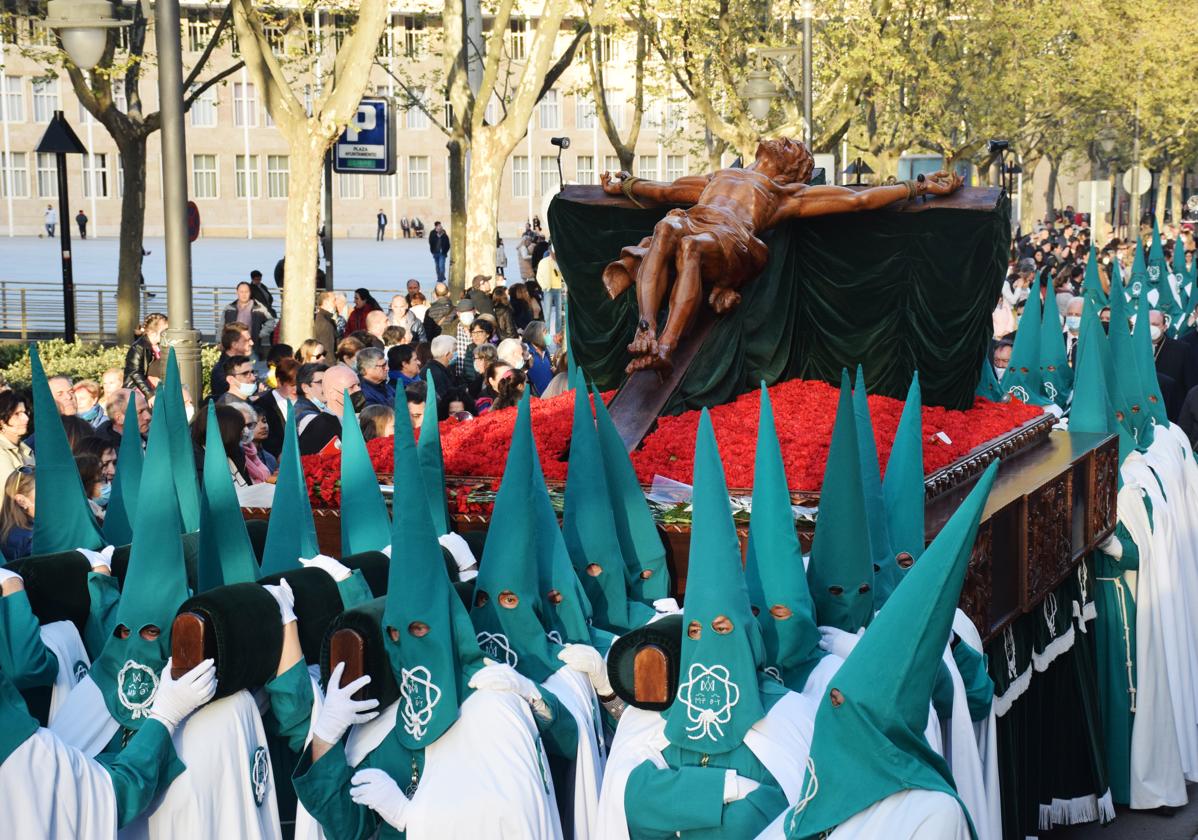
[601,171,708,205]
[774,171,963,222]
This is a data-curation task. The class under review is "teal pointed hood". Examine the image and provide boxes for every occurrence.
[1001,283,1050,406]
[975,353,1004,402]
[470,393,563,683]
[592,385,671,603]
[340,391,391,555]
[1070,304,1135,463]
[29,345,103,554]
[1147,219,1183,329]
[1130,290,1169,427]
[879,373,925,607]
[1128,234,1148,301]
[784,461,998,840]
[101,396,145,547]
[1106,269,1155,449]
[161,350,200,532]
[664,409,766,753]
[1082,246,1108,309]
[1038,296,1072,409]
[852,366,894,595]
[528,395,597,647]
[418,371,451,536]
[563,385,654,633]
[744,384,823,689]
[807,372,874,633]
[90,396,189,730]
[260,401,320,575]
[384,394,483,749]
[1173,236,1194,337]
[197,401,260,592]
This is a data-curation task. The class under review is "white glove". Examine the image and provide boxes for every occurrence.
[76,545,115,571]
[818,626,864,660]
[652,597,681,614]
[0,566,21,586]
[1098,533,1123,559]
[469,659,549,718]
[557,643,613,697]
[380,545,392,559]
[438,533,479,580]
[350,768,410,831]
[149,658,217,735]
[312,661,380,744]
[300,554,352,582]
[263,579,296,625]
[722,770,761,803]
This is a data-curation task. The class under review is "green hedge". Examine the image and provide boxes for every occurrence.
[0,340,222,394]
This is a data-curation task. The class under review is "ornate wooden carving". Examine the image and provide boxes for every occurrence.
[923,413,1056,500]
[1023,471,1073,609]
[1088,439,1119,544]
[960,521,993,639]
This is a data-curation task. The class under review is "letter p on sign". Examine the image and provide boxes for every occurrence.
[346,105,377,142]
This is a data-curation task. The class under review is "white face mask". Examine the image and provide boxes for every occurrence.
[238,381,257,398]
[184,404,195,423]
[459,312,475,326]
[1150,325,1163,342]
[994,364,1008,377]
[411,304,429,320]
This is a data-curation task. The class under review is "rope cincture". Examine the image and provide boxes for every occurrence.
[785,755,820,835]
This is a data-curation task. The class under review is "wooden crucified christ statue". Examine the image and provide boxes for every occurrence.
[600,138,964,374]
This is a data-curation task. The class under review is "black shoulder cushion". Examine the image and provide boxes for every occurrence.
[459,530,487,564]
[177,582,284,699]
[607,613,683,711]
[320,596,400,710]
[111,530,201,593]
[18,551,92,636]
[245,518,270,564]
[341,551,390,597]
[257,566,344,665]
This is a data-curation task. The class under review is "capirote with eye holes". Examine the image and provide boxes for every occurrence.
[498,590,519,608]
[711,615,734,634]
[687,620,702,640]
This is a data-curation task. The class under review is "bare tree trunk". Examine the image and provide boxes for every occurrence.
[447,137,468,297]
[115,136,148,342]
[279,144,325,348]
[464,137,503,280]
[1045,155,1060,220]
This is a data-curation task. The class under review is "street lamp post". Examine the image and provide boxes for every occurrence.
[47,0,199,396]
[801,0,814,147]
[34,112,87,342]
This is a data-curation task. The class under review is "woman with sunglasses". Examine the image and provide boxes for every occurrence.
[295,339,327,365]
[0,392,32,490]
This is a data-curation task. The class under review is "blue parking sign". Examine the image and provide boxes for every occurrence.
[334,99,395,175]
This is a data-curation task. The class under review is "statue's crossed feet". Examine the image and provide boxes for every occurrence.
[626,323,675,375]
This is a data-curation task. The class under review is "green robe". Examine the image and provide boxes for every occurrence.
[624,680,790,839]
[0,591,59,689]
[1093,517,1144,806]
[293,688,571,840]
[95,719,185,828]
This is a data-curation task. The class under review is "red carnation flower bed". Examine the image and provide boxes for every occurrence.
[300,381,1042,508]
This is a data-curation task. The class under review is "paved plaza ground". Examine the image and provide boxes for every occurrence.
[0,233,523,293]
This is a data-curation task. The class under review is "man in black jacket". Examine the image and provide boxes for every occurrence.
[312,290,340,357]
[209,323,254,400]
[248,270,276,317]
[429,221,450,283]
[252,357,296,459]
[421,335,460,420]
[1151,309,1198,420]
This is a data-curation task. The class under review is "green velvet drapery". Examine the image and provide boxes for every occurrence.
[550,186,1010,412]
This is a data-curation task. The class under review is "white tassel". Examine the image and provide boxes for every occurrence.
[1097,789,1116,823]
[1038,803,1053,830]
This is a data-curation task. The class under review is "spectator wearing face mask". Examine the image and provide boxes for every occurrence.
[1150,309,1198,421]
[991,340,1013,382]
[1063,296,1083,365]
[422,335,461,420]
[296,363,361,456]
[215,356,259,407]
[451,300,477,378]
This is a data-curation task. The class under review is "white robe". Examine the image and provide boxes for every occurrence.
[119,690,282,840]
[542,665,606,840]
[754,788,972,840]
[39,619,91,725]
[344,688,563,840]
[595,689,817,840]
[0,728,118,840]
[1114,460,1188,809]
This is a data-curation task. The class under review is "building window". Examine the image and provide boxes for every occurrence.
[507,20,526,60]
[604,155,620,174]
[233,82,257,127]
[378,172,400,199]
[3,77,24,122]
[405,94,429,130]
[28,20,56,49]
[190,86,217,127]
[36,153,56,198]
[407,156,430,199]
[598,29,620,63]
[575,94,595,130]
[338,172,363,199]
[32,77,58,123]
[539,156,558,195]
[78,99,95,125]
[267,155,289,198]
[576,155,594,184]
[511,155,529,198]
[117,158,124,198]
[186,15,216,52]
[539,89,560,130]
[637,155,658,181]
[235,154,260,199]
[0,152,28,198]
[404,16,424,58]
[603,89,624,130]
[664,100,686,134]
[192,154,218,199]
[82,154,109,198]
[666,154,686,181]
[113,80,127,113]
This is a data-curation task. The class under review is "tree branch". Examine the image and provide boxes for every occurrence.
[183,61,245,111]
[182,2,234,92]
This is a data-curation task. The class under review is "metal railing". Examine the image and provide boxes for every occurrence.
[0,281,406,343]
